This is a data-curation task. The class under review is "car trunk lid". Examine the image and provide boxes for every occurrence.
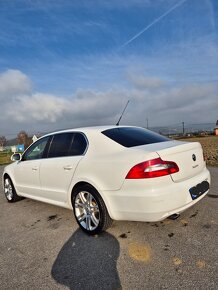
[135,140,205,182]
[156,142,205,182]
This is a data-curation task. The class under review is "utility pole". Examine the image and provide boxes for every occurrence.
[146,118,149,129]
[182,122,185,135]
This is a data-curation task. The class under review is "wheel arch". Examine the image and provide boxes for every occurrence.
[71,181,93,199]
[3,173,15,186]
[3,172,10,180]
[70,180,113,219]
[3,167,16,184]
[2,173,11,188]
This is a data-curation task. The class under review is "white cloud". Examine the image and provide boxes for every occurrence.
[7,93,70,122]
[127,74,166,89]
[0,69,31,97]
[0,69,217,136]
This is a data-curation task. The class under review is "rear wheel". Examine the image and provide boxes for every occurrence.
[72,185,113,235]
[4,177,22,203]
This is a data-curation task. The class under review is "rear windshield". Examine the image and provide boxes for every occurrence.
[102,127,169,148]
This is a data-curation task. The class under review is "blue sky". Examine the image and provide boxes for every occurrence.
[0,0,217,136]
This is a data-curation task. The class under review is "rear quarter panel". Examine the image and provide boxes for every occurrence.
[72,150,159,191]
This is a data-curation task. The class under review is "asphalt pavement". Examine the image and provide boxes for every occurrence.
[0,166,217,290]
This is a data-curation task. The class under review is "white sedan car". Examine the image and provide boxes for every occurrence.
[3,126,210,234]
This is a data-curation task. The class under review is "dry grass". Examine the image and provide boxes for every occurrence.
[0,152,12,165]
[179,136,218,166]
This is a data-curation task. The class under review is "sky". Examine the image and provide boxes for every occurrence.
[0,0,217,137]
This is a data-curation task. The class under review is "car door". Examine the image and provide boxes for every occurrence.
[39,132,87,202]
[14,136,50,197]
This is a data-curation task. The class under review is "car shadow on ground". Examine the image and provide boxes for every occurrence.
[51,229,121,290]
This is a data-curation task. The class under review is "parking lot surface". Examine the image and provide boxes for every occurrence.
[0,166,218,290]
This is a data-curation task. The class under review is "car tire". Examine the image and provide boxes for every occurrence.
[72,184,113,235]
[4,176,23,203]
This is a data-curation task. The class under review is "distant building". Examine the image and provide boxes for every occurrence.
[215,120,218,136]
[32,135,38,143]
[11,146,17,153]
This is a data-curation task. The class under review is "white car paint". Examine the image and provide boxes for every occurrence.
[2,126,211,222]
[39,155,82,202]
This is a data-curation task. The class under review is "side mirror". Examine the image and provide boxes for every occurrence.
[11,153,22,162]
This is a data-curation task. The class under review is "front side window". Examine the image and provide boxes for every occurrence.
[23,136,50,161]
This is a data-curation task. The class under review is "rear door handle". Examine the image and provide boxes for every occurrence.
[63,165,73,171]
[32,166,38,171]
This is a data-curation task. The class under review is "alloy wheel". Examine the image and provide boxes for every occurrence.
[74,191,100,231]
[4,178,13,201]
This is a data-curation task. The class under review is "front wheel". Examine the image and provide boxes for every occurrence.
[72,185,113,235]
[4,177,22,203]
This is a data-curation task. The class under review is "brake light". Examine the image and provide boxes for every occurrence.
[126,158,179,179]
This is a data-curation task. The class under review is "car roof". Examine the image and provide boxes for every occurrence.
[40,125,137,155]
[43,125,137,137]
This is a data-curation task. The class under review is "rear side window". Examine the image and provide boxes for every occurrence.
[102,127,169,148]
[69,133,87,156]
[48,133,73,158]
[48,133,87,158]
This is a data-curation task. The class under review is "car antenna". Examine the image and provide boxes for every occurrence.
[116,100,130,126]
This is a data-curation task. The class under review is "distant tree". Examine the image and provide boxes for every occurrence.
[0,136,6,147]
[17,131,31,149]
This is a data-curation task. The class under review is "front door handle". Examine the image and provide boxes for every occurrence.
[32,166,38,171]
[63,165,73,171]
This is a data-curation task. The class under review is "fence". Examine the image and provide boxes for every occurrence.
[150,122,215,136]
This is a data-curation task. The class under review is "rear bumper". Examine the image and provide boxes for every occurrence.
[102,167,211,222]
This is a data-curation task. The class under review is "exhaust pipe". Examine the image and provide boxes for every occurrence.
[168,213,180,220]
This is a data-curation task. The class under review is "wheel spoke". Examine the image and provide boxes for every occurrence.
[90,204,98,210]
[75,201,85,208]
[77,213,86,222]
[79,192,86,204]
[86,215,91,230]
[90,213,99,227]
[88,192,92,206]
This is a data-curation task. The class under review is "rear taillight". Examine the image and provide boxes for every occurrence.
[125,158,179,179]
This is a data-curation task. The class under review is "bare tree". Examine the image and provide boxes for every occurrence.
[17,131,31,149]
[0,136,6,147]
